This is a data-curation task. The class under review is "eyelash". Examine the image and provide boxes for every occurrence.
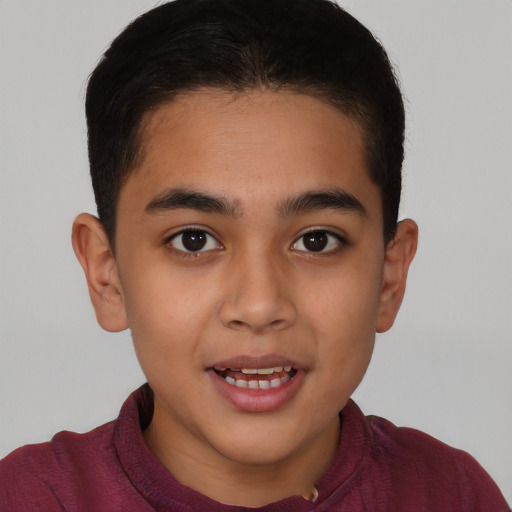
[165,227,347,256]
[166,227,222,255]
[291,229,347,255]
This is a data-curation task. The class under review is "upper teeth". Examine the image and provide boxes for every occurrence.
[241,366,292,375]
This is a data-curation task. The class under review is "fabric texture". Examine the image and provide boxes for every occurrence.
[1,384,509,512]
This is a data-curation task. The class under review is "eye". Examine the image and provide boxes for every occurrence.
[169,229,221,253]
[292,230,344,253]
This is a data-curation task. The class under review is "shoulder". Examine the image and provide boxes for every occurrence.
[362,409,509,511]
[0,441,64,511]
[0,421,116,511]
[366,412,484,474]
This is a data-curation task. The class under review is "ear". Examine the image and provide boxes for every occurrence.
[72,213,129,332]
[376,219,418,333]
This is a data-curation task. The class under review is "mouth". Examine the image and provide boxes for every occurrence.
[208,356,305,412]
[213,366,298,390]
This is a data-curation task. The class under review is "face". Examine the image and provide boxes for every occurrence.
[114,90,388,470]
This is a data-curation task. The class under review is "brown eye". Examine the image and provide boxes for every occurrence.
[170,229,221,253]
[302,231,328,252]
[292,230,343,253]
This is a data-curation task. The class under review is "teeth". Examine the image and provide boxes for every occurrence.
[256,368,273,374]
[222,373,292,390]
[216,365,296,390]
[270,378,281,388]
[241,368,258,374]
[241,366,286,375]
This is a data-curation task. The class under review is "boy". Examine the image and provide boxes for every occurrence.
[0,0,509,510]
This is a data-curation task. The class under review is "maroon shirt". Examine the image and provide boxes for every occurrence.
[1,384,509,511]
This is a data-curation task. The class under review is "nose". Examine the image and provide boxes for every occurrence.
[219,250,297,334]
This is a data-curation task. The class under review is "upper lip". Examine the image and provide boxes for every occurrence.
[209,353,304,371]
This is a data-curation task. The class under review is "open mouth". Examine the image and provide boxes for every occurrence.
[213,366,298,390]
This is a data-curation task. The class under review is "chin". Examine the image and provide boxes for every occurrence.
[220,444,294,467]
[209,424,301,466]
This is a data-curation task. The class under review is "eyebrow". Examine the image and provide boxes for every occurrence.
[144,186,365,219]
[145,187,241,216]
[278,189,366,217]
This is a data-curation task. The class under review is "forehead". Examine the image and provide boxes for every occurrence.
[120,89,381,221]
[139,89,365,167]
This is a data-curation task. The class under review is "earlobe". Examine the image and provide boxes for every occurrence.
[71,213,129,332]
[376,219,418,333]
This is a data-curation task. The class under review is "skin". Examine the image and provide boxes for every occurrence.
[72,89,417,507]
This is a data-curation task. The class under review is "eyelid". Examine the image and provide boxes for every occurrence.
[291,227,348,253]
[165,225,223,254]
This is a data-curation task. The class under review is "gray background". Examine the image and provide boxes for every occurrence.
[1,0,511,503]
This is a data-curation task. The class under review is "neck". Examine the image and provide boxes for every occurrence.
[143,401,340,507]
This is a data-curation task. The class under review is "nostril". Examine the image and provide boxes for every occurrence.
[229,320,247,330]
[220,288,297,332]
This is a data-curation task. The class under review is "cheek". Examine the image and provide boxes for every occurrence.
[118,260,219,365]
[312,298,377,413]
[301,258,382,385]
[304,264,382,338]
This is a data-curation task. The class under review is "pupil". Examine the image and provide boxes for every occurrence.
[182,230,207,251]
[303,231,328,252]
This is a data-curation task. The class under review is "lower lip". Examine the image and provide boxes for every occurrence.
[207,369,305,413]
